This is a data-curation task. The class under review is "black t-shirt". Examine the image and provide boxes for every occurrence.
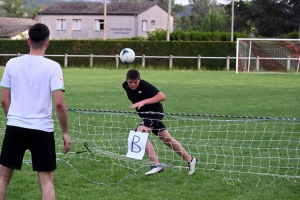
[122,80,164,115]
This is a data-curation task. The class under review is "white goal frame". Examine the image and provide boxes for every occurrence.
[236,38,300,74]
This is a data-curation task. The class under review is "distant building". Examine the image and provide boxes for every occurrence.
[0,17,37,39]
[38,1,173,40]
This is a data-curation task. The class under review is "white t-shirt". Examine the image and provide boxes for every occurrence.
[1,54,65,132]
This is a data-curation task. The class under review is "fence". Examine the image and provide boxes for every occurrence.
[0,54,299,73]
[0,53,233,71]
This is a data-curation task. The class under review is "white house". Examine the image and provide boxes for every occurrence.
[38,1,173,40]
[0,17,37,39]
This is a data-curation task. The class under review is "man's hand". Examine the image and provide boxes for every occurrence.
[130,101,145,109]
[62,132,71,154]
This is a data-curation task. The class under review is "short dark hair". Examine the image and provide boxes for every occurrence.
[28,23,50,48]
[126,69,140,80]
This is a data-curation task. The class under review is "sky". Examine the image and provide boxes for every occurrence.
[175,0,229,6]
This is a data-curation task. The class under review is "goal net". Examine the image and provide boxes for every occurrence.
[236,38,300,73]
[0,108,299,185]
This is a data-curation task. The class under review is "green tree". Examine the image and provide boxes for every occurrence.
[189,0,218,17]
[189,14,203,30]
[201,9,226,31]
[27,5,44,20]
[225,0,299,37]
[225,0,252,34]
[175,15,192,30]
[0,0,26,17]
[286,0,300,37]
[172,3,185,14]
[250,0,288,37]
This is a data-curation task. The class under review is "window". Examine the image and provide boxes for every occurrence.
[95,19,104,31]
[151,20,155,25]
[142,20,147,32]
[57,19,66,31]
[73,19,82,31]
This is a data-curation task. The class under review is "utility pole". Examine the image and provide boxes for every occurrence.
[166,0,171,41]
[231,0,234,42]
[103,0,107,40]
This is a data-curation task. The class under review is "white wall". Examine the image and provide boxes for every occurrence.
[38,5,173,40]
[137,5,173,37]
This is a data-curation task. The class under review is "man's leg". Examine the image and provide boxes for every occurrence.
[158,130,198,175]
[158,129,192,161]
[0,164,14,200]
[137,126,164,175]
[38,171,55,200]
[137,126,159,164]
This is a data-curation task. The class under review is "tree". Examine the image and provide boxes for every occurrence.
[189,0,212,18]
[225,0,252,34]
[0,0,26,17]
[225,0,300,37]
[172,3,185,14]
[201,9,226,31]
[287,0,300,37]
[27,5,44,20]
[175,16,192,30]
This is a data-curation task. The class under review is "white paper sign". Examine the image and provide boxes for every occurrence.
[126,130,149,160]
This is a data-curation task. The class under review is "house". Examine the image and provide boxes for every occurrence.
[0,17,38,39]
[38,1,173,40]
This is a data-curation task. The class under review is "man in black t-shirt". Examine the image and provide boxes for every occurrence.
[123,69,198,176]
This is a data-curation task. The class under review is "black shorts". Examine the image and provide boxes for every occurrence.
[139,114,166,136]
[0,125,57,171]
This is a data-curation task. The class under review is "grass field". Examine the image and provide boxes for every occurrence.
[0,68,299,200]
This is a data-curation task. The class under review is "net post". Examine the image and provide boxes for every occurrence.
[247,41,252,73]
[297,56,300,73]
[287,56,291,71]
[236,38,240,74]
[256,56,260,71]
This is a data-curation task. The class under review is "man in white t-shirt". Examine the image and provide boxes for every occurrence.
[0,23,71,199]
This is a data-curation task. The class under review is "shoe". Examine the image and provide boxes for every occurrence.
[188,157,198,175]
[145,164,164,176]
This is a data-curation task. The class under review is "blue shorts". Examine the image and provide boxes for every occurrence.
[139,114,166,136]
[0,125,57,171]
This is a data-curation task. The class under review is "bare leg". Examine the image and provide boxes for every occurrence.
[158,130,192,162]
[38,171,55,200]
[137,126,159,164]
[0,164,14,200]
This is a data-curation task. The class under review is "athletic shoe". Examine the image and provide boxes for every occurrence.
[188,157,198,175]
[145,164,164,176]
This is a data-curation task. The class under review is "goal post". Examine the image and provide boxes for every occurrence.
[236,38,300,74]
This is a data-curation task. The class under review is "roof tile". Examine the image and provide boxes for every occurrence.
[39,2,162,15]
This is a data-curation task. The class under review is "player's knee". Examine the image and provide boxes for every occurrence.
[136,126,151,133]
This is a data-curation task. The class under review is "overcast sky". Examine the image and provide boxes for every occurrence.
[175,0,229,5]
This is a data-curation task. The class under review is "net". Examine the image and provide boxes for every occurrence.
[236,38,300,73]
[0,108,299,185]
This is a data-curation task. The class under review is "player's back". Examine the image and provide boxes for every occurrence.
[2,54,61,132]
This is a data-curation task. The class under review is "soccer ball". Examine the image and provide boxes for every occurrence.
[120,48,135,63]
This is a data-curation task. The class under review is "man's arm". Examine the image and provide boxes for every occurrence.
[52,90,71,154]
[130,92,166,109]
[1,88,11,116]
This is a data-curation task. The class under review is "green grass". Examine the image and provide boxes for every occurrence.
[0,68,299,200]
